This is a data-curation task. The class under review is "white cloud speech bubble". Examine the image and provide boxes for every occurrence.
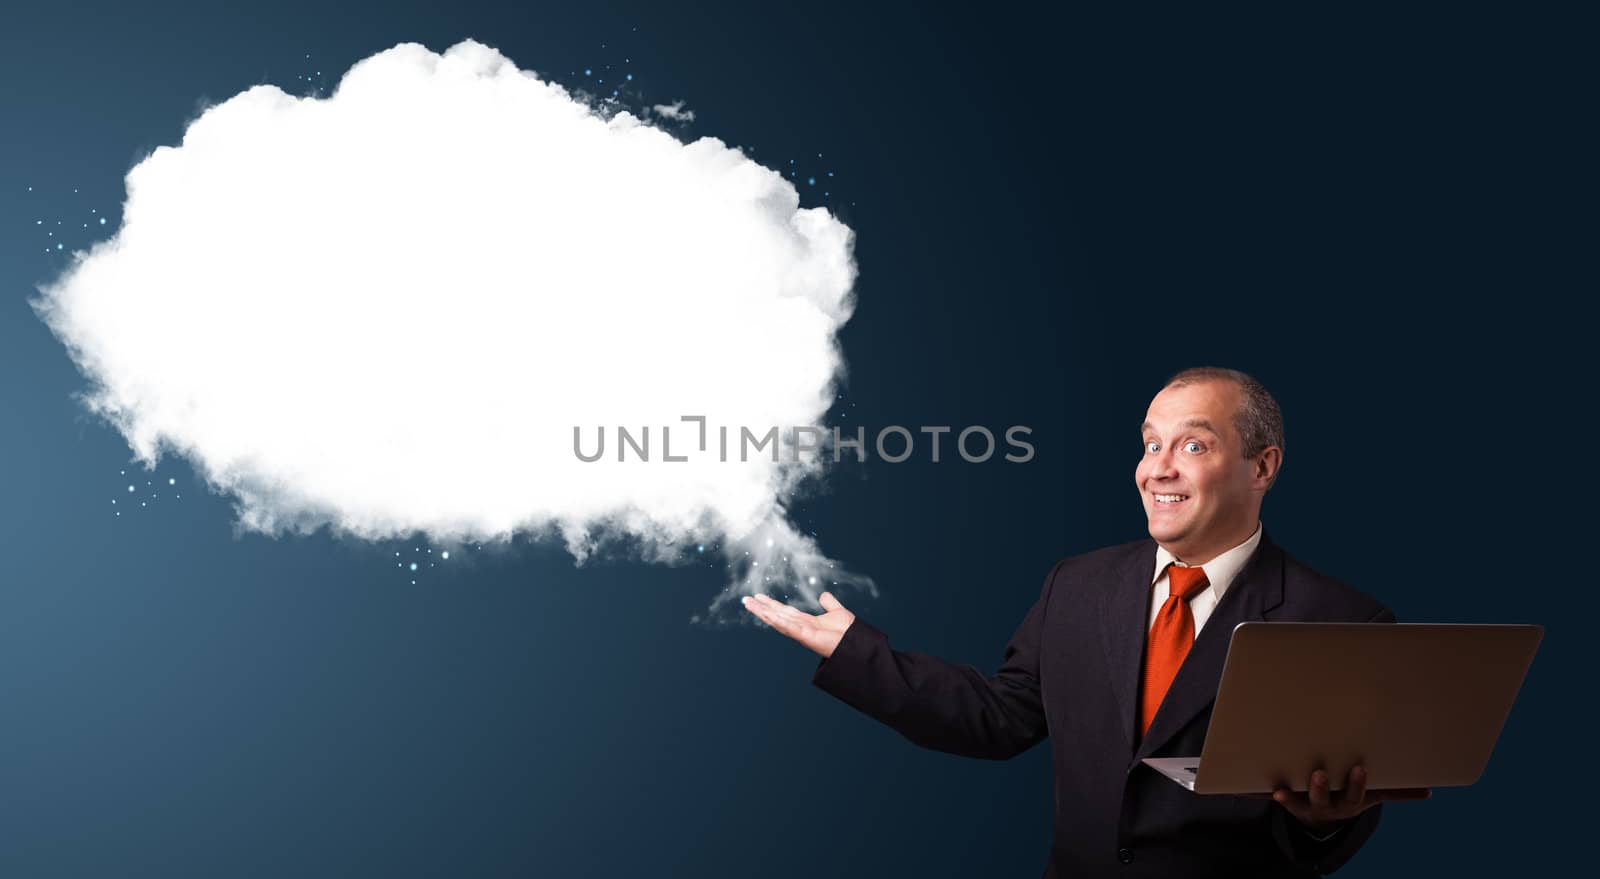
[35,39,873,616]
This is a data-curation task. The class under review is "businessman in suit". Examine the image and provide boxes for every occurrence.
[743,367,1429,877]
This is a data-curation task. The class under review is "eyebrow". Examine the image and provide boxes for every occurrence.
[1140,419,1222,436]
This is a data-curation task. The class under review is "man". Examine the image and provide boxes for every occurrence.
[742,367,1428,877]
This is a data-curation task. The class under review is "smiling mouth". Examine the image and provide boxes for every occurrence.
[1153,493,1189,504]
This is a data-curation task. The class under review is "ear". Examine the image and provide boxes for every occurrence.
[1252,446,1283,491]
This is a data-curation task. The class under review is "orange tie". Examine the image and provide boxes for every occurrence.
[1140,564,1210,738]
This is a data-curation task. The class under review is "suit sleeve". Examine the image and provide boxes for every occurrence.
[1269,601,1397,874]
[1271,802,1382,874]
[808,559,1063,760]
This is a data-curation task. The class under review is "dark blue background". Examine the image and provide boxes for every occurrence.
[1,2,1580,875]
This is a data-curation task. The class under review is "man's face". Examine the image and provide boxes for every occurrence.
[1135,379,1271,563]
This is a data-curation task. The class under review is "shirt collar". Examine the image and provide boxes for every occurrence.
[1152,521,1264,598]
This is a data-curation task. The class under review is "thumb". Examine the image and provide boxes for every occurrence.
[819,591,846,613]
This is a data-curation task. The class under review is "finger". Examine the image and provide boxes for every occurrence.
[819,592,845,613]
[757,594,817,627]
[754,593,809,616]
[742,596,802,637]
[1345,765,1368,807]
[1272,788,1310,823]
[748,594,794,620]
[761,595,819,637]
[1308,770,1330,811]
[740,595,777,626]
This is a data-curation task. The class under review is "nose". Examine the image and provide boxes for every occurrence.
[1143,445,1177,482]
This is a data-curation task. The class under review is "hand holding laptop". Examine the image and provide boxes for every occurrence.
[1264,765,1431,834]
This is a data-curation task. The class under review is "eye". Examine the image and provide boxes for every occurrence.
[1183,441,1203,453]
[1145,441,1160,454]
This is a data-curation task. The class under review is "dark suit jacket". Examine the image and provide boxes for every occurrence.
[812,532,1394,878]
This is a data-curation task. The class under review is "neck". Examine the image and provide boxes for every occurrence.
[1161,520,1259,566]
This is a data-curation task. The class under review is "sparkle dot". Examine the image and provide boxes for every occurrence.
[809,576,818,585]
[127,485,135,492]
[626,74,633,81]
[585,68,592,76]
[766,538,774,547]
[168,477,175,485]
[697,544,705,553]
[99,217,106,225]
[409,562,418,571]
[808,177,815,186]
[441,551,450,559]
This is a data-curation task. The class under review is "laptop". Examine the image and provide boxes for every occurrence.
[1142,622,1542,795]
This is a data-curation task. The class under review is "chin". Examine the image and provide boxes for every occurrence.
[1145,522,1185,545]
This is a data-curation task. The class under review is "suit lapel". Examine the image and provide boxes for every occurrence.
[1099,540,1158,757]
[1132,533,1287,762]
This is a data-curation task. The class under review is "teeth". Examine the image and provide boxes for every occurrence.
[1155,494,1188,503]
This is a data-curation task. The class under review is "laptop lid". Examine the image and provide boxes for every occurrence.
[1187,622,1542,794]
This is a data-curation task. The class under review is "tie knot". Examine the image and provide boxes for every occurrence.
[1166,564,1209,601]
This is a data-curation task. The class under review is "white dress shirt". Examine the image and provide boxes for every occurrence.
[1147,522,1264,633]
